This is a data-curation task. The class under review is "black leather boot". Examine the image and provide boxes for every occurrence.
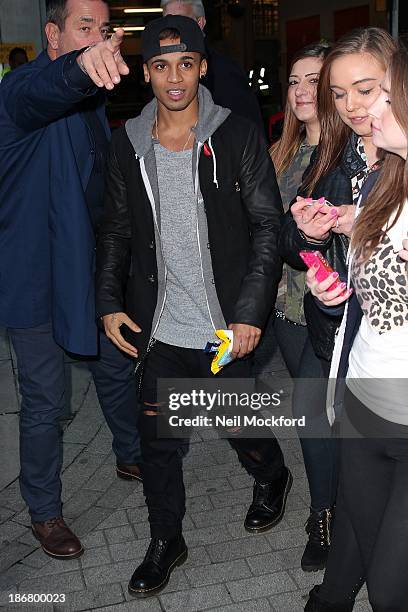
[305,586,355,611]
[128,536,188,598]
[244,467,293,533]
[301,508,333,572]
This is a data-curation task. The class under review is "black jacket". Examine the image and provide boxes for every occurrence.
[96,97,283,357]
[279,133,367,361]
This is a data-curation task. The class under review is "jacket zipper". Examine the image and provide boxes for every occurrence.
[138,155,168,348]
[196,212,216,331]
[193,142,217,332]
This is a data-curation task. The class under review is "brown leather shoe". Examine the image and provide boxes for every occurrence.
[116,464,142,482]
[32,517,83,560]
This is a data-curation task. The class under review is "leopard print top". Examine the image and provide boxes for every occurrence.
[351,234,408,334]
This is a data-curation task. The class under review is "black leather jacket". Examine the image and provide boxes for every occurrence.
[96,112,283,356]
[279,133,367,361]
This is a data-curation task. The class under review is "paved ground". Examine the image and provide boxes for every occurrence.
[0,328,372,612]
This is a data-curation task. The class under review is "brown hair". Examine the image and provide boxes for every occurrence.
[270,43,331,176]
[352,46,408,261]
[158,27,181,41]
[302,27,396,195]
[46,0,108,30]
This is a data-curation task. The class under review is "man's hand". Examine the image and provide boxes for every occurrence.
[331,205,356,238]
[228,323,261,359]
[102,312,141,357]
[291,197,338,241]
[78,29,129,90]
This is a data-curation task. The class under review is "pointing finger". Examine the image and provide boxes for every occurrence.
[114,51,130,76]
[108,29,125,51]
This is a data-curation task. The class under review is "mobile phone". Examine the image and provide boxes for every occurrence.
[299,250,342,291]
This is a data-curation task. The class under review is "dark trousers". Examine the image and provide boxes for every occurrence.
[274,317,338,511]
[9,321,140,522]
[318,387,408,611]
[139,341,285,540]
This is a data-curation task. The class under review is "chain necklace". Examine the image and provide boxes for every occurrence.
[154,113,198,152]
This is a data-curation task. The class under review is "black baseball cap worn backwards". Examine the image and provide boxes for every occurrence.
[141,15,206,63]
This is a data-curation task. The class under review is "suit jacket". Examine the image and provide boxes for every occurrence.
[0,50,109,355]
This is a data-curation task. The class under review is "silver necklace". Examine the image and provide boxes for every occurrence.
[155,113,198,151]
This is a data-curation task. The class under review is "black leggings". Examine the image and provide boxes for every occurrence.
[318,387,408,612]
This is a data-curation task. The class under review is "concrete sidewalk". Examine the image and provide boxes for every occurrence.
[0,329,372,612]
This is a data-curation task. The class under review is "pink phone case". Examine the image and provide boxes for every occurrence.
[299,250,342,291]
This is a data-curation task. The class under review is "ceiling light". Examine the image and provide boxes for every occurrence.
[114,26,145,31]
[124,8,163,13]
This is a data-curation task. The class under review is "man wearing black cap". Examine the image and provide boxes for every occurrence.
[161,0,264,132]
[96,15,288,597]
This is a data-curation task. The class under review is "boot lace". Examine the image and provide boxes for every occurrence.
[252,481,269,506]
[144,538,167,567]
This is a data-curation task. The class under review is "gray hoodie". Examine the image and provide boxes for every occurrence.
[125,85,231,343]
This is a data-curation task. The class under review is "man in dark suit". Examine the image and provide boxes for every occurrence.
[161,0,264,132]
[0,0,140,560]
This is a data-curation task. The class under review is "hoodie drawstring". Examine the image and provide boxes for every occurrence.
[194,143,202,195]
[208,136,219,189]
[139,156,158,227]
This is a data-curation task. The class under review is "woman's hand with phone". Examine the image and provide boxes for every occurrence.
[306,265,353,307]
[291,197,338,241]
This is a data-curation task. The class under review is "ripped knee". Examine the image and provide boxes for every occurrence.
[226,426,243,435]
[143,402,161,416]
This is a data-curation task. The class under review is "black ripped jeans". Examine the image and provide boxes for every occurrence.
[138,341,286,539]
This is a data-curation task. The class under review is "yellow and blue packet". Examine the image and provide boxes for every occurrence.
[204,329,234,375]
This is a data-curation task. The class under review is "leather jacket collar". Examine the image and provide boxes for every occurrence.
[340,132,367,179]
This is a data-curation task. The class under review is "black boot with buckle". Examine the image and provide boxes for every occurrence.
[301,508,333,572]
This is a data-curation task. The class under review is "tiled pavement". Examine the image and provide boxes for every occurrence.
[0,329,373,612]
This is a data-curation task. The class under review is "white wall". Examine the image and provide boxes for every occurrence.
[0,0,47,55]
